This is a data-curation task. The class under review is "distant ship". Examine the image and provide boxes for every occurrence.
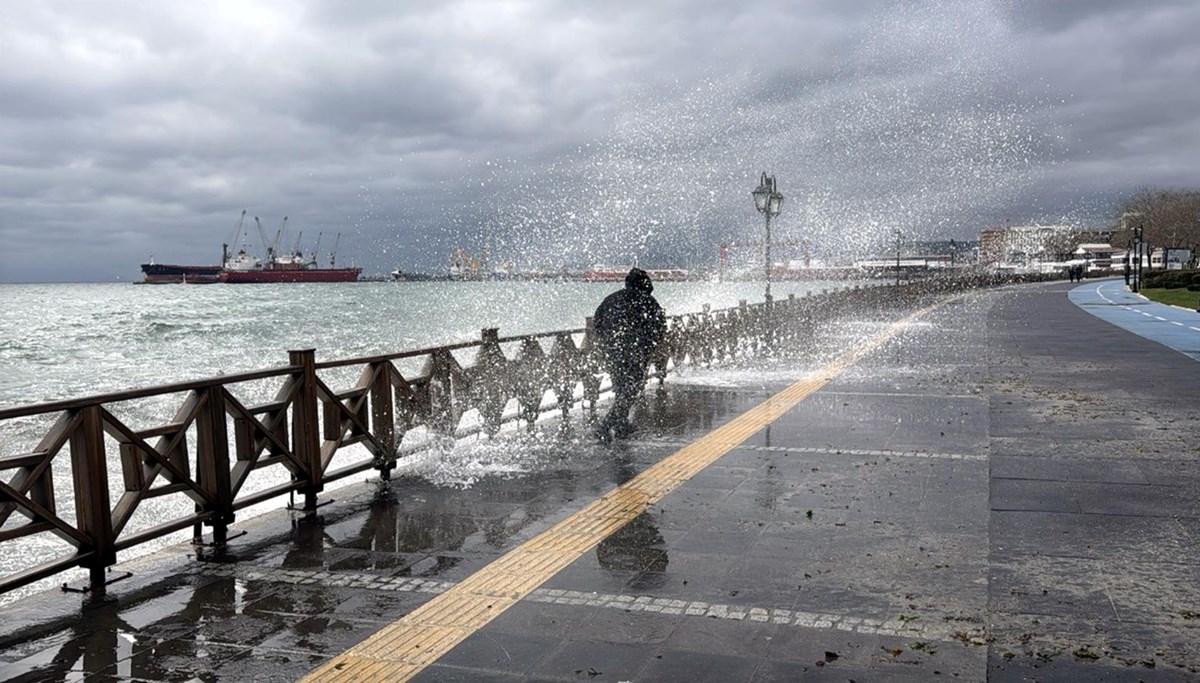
[580,265,690,282]
[139,260,223,284]
[219,244,361,284]
[137,212,361,284]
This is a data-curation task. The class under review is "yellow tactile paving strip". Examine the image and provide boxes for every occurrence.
[303,300,951,682]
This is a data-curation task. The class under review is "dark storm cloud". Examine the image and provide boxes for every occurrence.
[1,0,1199,282]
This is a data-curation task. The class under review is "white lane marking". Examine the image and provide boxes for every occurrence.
[201,563,987,645]
[1088,281,1200,337]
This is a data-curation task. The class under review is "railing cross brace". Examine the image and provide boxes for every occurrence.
[286,489,334,514]
[61,568,132,594]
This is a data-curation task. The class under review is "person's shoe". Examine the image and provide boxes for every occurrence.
[594,423,613,444]
[612,420,635,439]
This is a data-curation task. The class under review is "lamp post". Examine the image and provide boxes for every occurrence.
[894,229,903,287]
[1132,224,1144,293]
[1121,211,1142,292]
[751,172,784,303]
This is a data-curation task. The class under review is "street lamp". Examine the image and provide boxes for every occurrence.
[751,172,784,302]
[1132,224,1144,293]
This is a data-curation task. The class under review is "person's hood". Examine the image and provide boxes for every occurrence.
[625,268,653,293]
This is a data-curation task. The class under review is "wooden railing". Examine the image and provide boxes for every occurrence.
[0,274,1050,596]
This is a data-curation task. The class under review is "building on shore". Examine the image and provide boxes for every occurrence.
[979,225,1112,272]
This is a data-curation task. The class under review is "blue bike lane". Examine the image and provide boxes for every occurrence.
[1069,278,1200,362]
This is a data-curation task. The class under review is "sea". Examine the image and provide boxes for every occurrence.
[0,280,853,410]
[0,278,852,603]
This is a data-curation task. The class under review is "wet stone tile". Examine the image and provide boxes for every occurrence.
[485,601,586,640]
[528,638,657,681]
[562,606,682,647]
[322,547,419,574]
[539,560,640,593]
[990,479,1082,513]
[726,554,813,584]
[990,510,1189,560]
[184,610,298,649]
[211,645,329,682]
[413,664,531,682]
[398,552,498,582]
[750,658,849,682]
[639,648,757,683]
[325,586,432,622]
[256,615,383,655]
[99,639,250,682]
[988,563,1118,621]
[992,455,1150,484]
[788,582,901,620]
[713,576,809,613]
[663,617,779,659]
[631,550,736,578]
[434,630,559,676]
[987,654,1197,683]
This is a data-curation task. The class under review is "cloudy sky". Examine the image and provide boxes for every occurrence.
[2,0,1199,282]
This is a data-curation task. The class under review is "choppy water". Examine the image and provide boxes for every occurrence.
[0,280,850,409]
[0,279,852,603]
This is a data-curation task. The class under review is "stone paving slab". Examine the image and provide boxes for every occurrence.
[1,281,1198,681]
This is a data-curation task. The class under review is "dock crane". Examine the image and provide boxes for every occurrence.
[291,231,303,257]
[330,232,342,267]
[222,210,247,265]
[311,232,323,265]
[254,216,271,261]
[269,216,288,262]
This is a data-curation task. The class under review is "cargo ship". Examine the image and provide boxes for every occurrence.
[580,265,690,282]
[137,212,361,284]
[139,260,223,284]
[221,255,361,283]
[218,230,361,283]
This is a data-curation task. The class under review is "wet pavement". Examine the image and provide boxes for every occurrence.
[2,280,1199,682]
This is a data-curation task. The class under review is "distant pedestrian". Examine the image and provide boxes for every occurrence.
[1124,262,1131,285]
[593,268,667,442]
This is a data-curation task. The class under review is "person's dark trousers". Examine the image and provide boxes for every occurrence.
[598,363,645,440]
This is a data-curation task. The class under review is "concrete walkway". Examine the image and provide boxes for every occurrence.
[1,280,1198,682]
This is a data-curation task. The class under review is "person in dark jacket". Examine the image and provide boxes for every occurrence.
[593,268,667,442]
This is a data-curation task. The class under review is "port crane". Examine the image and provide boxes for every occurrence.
[222,210,249,264]
[224,210,248,248]
[253,217,269,260]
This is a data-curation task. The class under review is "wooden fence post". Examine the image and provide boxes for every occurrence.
[289,349,322,511]
[196,386,233,547]
[370,361,397,480]
[475,328,507,437]
[69,405,115,592]
[581,317,601,414]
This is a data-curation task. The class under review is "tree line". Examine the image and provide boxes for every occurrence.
[1112,188,1200,262]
